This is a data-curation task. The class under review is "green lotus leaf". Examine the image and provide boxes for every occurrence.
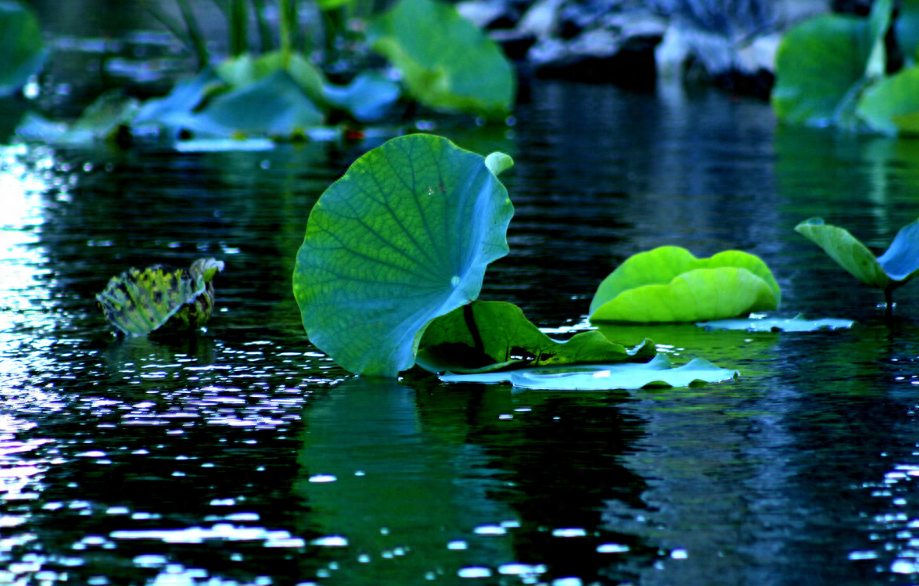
[97,258,224,337]
[216,51,326,106]
[132,68,220,132]
[0,0,46,97]
[367,0,515,118]
[699,314,855,332]
[771,4,889,127]
[293,134,514,377]
[856,66,919,135]
[589,247,780,323]
[439,354,739,391]
[321,71,401,122]
[794,218,891,289]
[416,300,655,374]
[16,91,140,146]
[895,0,919,64]
[183,69,324,138]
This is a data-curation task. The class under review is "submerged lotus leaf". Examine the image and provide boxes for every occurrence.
[699,314,855,332]
[183,70,324,138]
[97,258,224,337]
[293,134,514,377]
[440,354,739,391]
[416,300,655,374]
[589,247,780,323]
[0,0,46,97]
[367,0,515,118]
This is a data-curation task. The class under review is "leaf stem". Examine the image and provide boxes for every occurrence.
[463,303,485,357]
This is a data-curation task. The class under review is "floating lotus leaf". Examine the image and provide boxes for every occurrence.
[440,354,739,391]
[0,0,46,97]
[589,247,780,323]
[293,134,514,377]
[856,66,919,135]
[699,314,855,332]
[416,300,655,374]
[367,0,515,118]
[97,258,224,336]
[16,91,140,146]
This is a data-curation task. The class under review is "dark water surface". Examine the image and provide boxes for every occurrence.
[6,79,919,586]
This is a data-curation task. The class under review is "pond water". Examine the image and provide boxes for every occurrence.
[6,76,919,586]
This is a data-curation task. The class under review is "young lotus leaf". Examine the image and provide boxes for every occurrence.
[0,0,46,97]
[416,300,655,374]
[699,314,855,332]
[794,218,919,297]
[367,0,516,118]
[440,354,738,391]
[97,258,224,337]
[182,70,324,138]
[293,134,515,377]
[589,247,781,323]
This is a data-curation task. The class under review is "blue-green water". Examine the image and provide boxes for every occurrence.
[5,78,919,586]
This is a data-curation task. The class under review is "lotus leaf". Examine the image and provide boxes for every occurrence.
[97,258,224,337]
[416,300,655,374]
[182,70,324,138]
[440,354,739,391]
[856,67,919,135]
[699,315,855,332]
[217,51,326,106]
[16,91,139,146]
[589,247,780,323]
[771,0,891,128]
[367,0,515,118]
[293,134,514,377]
[321,71,402,123]
[794,217,919,293]
[0,0,46,97]
[132,68,220,133]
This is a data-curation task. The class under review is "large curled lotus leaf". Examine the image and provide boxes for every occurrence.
[771,13,875,127]
[367,0,515,118]
[440,354,738,391]
[415,300,655,374]
[293,134,515,377]
[182,69,324,138]
[589,247,780,323]
[856,66,919,136]
[794,218,891,289]
[0,1,47,97]
[96,258,224,337]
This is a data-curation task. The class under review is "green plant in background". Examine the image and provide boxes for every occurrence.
[0,0,47,97]
[589,247,781,323]
[795,217,919,313]
[97,258,225,337]
[772,0,919,135]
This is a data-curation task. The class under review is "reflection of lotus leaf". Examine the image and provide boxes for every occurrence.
[97,258,224,336]
[293,134,514,377]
